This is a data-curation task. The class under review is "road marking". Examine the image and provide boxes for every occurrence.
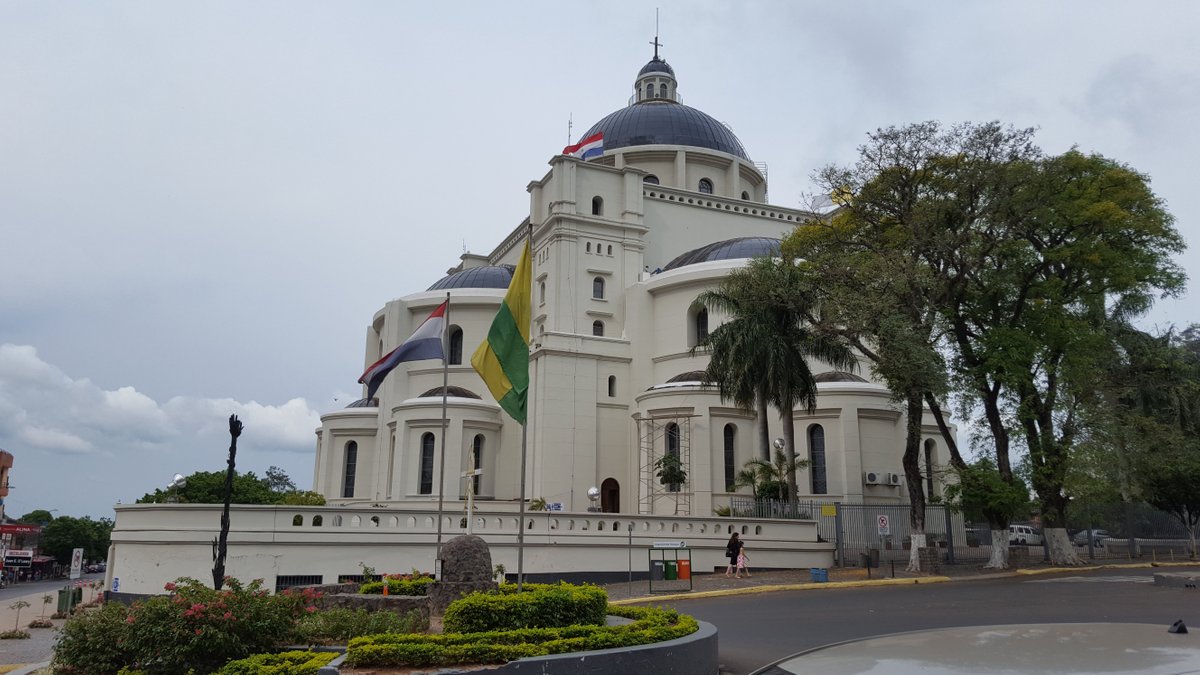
[1025,575,1151,584]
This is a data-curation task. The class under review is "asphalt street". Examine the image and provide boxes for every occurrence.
[661,567,1200,675]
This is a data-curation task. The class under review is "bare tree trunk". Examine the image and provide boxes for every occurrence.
[904,392,927,572]
[756,391,770,461]
[1044,528,1081,566]
[985,528,1009,569]
[782,406,798,512]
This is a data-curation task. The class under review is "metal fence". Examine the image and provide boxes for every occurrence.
[729,497,1199,568]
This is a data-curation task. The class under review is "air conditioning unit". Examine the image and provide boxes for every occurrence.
[887,473,903,486]
[864,471,881,485]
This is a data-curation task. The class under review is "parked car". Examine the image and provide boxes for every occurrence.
[1008,524,1043,545]
[1072,529,1110,547]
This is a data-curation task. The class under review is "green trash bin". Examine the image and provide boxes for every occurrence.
[664,561,678,580]
[57,587,82,613]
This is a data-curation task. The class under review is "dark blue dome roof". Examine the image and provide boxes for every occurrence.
[638,57,674,77]
[427,265,515,291]
[581,102,750,161]
[663,237,780,271]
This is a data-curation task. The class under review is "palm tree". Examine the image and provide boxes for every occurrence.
[699,257,857,506]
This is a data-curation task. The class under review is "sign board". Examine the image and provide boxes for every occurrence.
[876,514,891,536]
[821,504,838,517]
[70,547,84,580]
[547,502,564,512]
[112,577,120,592]
[652,540,686,548]
[3,549,33,568]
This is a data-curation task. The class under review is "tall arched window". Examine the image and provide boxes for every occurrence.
[419,433,435,495]
[342,441,357,498]
[592,277,605,299]
[539,281,546,305]
[607,244,613,256]
[448,327,463,365]
[472,434,484,496]
[809,425,827,494]
[666,423,681,492]
[695,307,709,344]
[607,375,616,398]
[659,83,667,98]
[723,424,736,491]
[643,175,660,185]
[592,196,603,215]
[924,439,936,498]
[592,320,604,337]
[586,242,592,253]
[645,84,653,99]
[698,178,714,194]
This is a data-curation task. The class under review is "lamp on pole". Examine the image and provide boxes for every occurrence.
[166,474,187,503]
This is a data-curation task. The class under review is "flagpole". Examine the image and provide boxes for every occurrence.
[517,222,533,591]
[435,292,451,572]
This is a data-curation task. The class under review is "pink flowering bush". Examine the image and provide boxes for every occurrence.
[54,577,319,674]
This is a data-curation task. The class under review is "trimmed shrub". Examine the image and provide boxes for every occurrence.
[217,650,337,674]
[358,576,434,596]
[442,583,607,633]
[295,608,426,644]
[347,604,698,668]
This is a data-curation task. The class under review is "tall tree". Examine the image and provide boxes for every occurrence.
[697,256,857,507]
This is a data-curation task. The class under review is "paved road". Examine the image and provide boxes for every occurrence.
[660,567,1200,675]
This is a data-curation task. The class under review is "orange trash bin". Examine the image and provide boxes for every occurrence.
[677,559,691,580]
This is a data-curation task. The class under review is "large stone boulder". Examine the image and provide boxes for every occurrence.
[430,534,498,614]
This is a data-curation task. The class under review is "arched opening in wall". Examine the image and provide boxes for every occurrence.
[312,515,323,527]
[808,424,827,495]
[659,83,667,98]
[592,196,603,216]
[687,303,709,347]
[592,276,605,299]
[592,320,604,337]
[539,281,546,305]
[924,438,936,498]
[741,191,750,200]
[448,326,463,365]
[419,432,435,495]
[292,515,303,526]
[342,441,357,498]
[698,178,713,194]
[643,175,660,185]
[645,83,653,100]
[586,242,592,253]
[607,244,613,256]
[472,434,485,496]
[607,375,616,398]
[723,424,737,491]
[666,423,681,492]
[601,478,620,512]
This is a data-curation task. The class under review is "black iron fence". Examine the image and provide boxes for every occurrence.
[729,497,1199,567]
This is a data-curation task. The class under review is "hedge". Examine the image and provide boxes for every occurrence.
[442,583,607,633]
[217,650,337,674]
[346,605,698,668]
[358,576,435,596]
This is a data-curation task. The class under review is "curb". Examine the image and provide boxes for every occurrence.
[7,662,50,675]
[1014,561,1200,576]
[610,575,954,605]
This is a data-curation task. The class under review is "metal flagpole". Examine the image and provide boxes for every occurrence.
[435,292,451,575]
[517,222,533,591]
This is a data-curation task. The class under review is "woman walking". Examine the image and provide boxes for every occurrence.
[725,533,742,576]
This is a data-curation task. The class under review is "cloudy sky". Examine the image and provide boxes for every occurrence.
[2,1,1197,519]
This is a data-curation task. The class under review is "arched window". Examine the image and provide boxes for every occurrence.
[592,276,605,299]
[342,441,357,498]
[592,320,604,337]
[607,244,613,256]
[645,84,653,99]
[924,439,936,498]
[607,375,616,398]
[643,175,660,185]
[472,435,484,496]
[741,191,750,200]
[698,178,713,194]
[658,83,667,99]
[448,327,463,365]
[419,433,435,495]
[809,425,827,494]
[665,423,681,492]
[586,242,592,253]
[695,307,709,344]
[539,281,546,305]
[592,196,603,215]
[723,424,736,491]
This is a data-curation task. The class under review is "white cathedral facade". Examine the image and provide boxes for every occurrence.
[311,53,950,518]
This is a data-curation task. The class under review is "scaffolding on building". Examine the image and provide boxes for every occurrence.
[633,412,697,516]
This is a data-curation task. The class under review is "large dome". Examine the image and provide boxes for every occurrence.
[427,265,514,291]
[663,237,780,271]
[581,102,750,161]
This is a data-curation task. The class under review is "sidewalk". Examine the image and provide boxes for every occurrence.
[0,583,100,673]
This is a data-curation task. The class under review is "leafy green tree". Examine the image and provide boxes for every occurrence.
[734,449,807,502]
[137,470,278,505]
[697,256,857,507]
[40,516,113,565]
[264,465,297,493]
[17,509,56,526]
[654,453,688,514]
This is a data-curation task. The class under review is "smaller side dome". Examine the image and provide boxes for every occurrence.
[639,56,675,77]
[427,265,515,291]
[666,370,710,384]
[662,237,781,271]
[418,385,482,399]
[345,397,379,408]
[814,371,868,383]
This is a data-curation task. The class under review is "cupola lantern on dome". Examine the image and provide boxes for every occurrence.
[634,35,678,104]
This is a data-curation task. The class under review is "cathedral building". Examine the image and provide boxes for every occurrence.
[312,51,949,517]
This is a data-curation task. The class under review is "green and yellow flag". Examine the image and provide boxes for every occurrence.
[470,241,532,424]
